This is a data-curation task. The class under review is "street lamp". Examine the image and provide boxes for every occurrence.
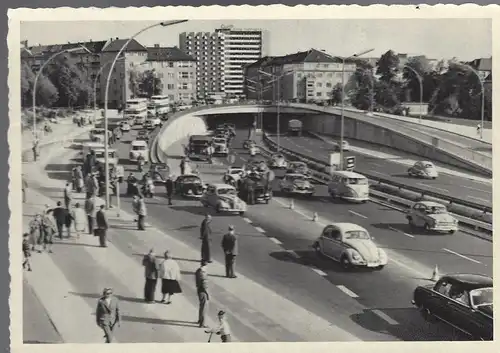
[457,63,485,140]
[258,69,294,151]
[338,49,374,169]
[103,19,188,209]
[32,46,85,140]
[93,56,127,125]
[403,64,424,124]
[245,77,273,130]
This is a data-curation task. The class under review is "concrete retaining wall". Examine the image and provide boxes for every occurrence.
[303,114,492,176]
[156,113,208,157]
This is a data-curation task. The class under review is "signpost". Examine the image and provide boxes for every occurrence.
[344,156,356,171]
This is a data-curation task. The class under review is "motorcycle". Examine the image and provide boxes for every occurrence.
[141,179,155,198]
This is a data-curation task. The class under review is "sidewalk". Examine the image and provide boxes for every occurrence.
[21,135,361,342]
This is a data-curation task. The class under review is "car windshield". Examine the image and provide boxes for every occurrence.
[214,139,225,143]
[274,154,284,159]
[290,175,307,182]
[428,206,447,214]
[345,230,370,240]
[470,287,493,307]
[230,170,242,174]
[132,145,146,151]
[345,178,368,185]
[218,188,236,196]
[423,163,434,168]
[182,176,201,183]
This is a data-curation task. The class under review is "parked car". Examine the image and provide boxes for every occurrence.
[333,140,350,151]
[313,223,388,270]
[406,201,458,234]
[175,174,204,198]
[279,173,315,197]
[408,161,439,179]
[286,161,310,176]
[412,273,493,340]
[137,130,150,142]
[200,183,247,215]
[243,139,255,149]
[120,122,131,132]
[269,153,288,169]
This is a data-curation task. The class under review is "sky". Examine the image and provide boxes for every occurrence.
[20,19,491,61]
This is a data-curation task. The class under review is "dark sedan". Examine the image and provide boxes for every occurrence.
[175,174,204,198]
[412,273,493,340]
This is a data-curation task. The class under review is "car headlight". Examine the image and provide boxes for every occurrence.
[378,248,388,261]
[452,218,458,224]
[351,251,363,261]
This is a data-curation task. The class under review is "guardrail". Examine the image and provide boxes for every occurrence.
[261,133,492,236]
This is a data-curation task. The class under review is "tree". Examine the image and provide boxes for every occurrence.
[138,70,163,97]
[128,68,141,98]
[47,56,92,108]
[20,61,58,108]
[375,80,400,109]
[348,60,376,110]
[402,56,431,102]
[329,83,343,105]
[376,50,400,83]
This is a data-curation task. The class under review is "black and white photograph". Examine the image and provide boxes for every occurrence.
[9,6,494,346]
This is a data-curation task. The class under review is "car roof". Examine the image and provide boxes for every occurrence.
[178,174,199,178]
[441,274,493,289]
[285,173,307,178]
[418,201,445,207]
[418,160,435,165]
[290,161,306,165]
[211,183,235,189]
[325,222,368,232]
[132,140,148,146]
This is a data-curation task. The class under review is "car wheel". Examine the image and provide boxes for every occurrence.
[313,241,321,255]
[375,265,384,271]
[265,199,269,204]
[424,223,431,232]
[408,217,415,228]
[419,305,435,322]
[449,230,456,234]
[216,204,222,213]
[239,211,245,216]
[408,171,413,176]
[340,255,352,270]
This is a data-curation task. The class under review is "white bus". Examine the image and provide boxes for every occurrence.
[148,95,170,117]
[124,98,148,125]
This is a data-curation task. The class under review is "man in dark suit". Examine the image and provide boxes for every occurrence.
[165,176,174,205]
[221,225,238,278]
[85,195,96,235]
[200,214,212,263]
[96,205,109,247]
[95,287,121,343]
[50,201,68,239]
[195,261,209,328]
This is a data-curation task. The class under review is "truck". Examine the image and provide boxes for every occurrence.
[237,172,273,205]
[188,135,213,161]
[288,119,303,136]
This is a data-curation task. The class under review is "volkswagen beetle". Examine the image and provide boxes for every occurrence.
[175,174,204,198]
[279,173,314,197]
[200,183,247,215]
[408,161,439,179]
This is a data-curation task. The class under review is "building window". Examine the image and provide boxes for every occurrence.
[168,73,175,79]
[167,84,175,90]
[317,82,322,88]
[327,73,333,78]
[316,73,323,78]
[316,92,322,97]
[326,82,332,88]
[169,62,174,68]
[323,64,329,68]
[178,72,190,79]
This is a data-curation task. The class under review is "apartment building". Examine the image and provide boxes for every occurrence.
[244,49,356,103]
[179,25,268,98]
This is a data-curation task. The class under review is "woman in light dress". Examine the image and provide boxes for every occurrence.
[71,202,87,238]
[158,250,182,304]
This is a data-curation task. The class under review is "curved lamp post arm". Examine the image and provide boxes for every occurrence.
[93,56,126,125]
[403,65,424,123]
[457,63,485,139]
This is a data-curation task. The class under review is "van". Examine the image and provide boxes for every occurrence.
[93,147,119,166]
[129,140,149,162]
[82,142,105,158]
[327,171,369,203]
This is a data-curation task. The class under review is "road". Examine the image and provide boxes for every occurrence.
[122,124,490,340]
[269,133,492,208]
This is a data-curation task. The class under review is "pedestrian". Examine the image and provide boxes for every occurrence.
[71,202,86,238]
[95,288,121,343]
[137,195,147,231]
[200,214,212,263]
[64,206,74,238]
[158,250,182,304]
[142,249,159,303]
[477,123,481,136]
[95,205,109,248]
[22,233,32,271]
[32,140,39,162]
[64,182,73,209]
[41,210,56,253]
[85,195,96,235]
[205,310,233,342]
[221,225,238,278]
[22,176,28,203]
[29,214,44,253]
[75,166,84,193]
[180,158,186,176]
[50,201,67,239]
[165,175,174,205]
[195,260,209,328]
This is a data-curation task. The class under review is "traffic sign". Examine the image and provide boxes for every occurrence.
[344,156,355,171]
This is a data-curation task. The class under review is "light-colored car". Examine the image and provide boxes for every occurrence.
[94,148,119,167]
[334,140,350,151]
[280,173,315,196]
[249,145,259,156]
[129,140,149,162]
[120,122,131,132]
[286,161,310,176]
[144,119,155,130]
[408,161,439,179]
[313,223,388,270]
[200,183,247,215]
[269,153,288,169]
[223,167,246,185]
[151,117,162,126]
[213,137,229,156]
[406,201,458,234]
[89,128,106,142]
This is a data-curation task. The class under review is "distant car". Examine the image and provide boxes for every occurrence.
[268,153,288,169]
[249,145,259,156]
[137,130,149,142]
[200,183,247,215]
[120,122,131,132]
[313,223,388,270]
[144,119,155,130]
[412,273,493,340]
[408,161,439,179]
[243,139,255,149]
[406,201,458,234]
[279,173,315,197]
[223,166,246,185]
[213,137,229,156]
[175,174,204,198]
[151,117,162,127]
[286,161,310,176]
[245,158,268,174]
[333,140,350,151]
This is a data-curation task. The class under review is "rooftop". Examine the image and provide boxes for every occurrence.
[467,57,492,72]
[146,46,195,62]
[101,38,147,53]
[245,49,347,68]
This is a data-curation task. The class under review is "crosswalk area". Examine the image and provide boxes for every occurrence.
[22,152,361,343]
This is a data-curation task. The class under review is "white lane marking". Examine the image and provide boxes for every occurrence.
[443,248,481,264]
[348,210,367,219]
[368,162,381,167]
[254,226,266,233]
[388,226,414,238]
[389,257,431,280]
[240,157,247,162]
[336,285,359,298]
[372,309,399,325]
[368,170,386,176]
[416,183,448,193]
[461,185,491,193]
[273,198,327,226]
[243,217,253,224]
[311,267,328,277]
[467,195,490,203]
[285,250,300,259]
[269,237,282,245]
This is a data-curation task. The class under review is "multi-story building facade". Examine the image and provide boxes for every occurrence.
[179,25,268,98]
[244,49,356,103]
